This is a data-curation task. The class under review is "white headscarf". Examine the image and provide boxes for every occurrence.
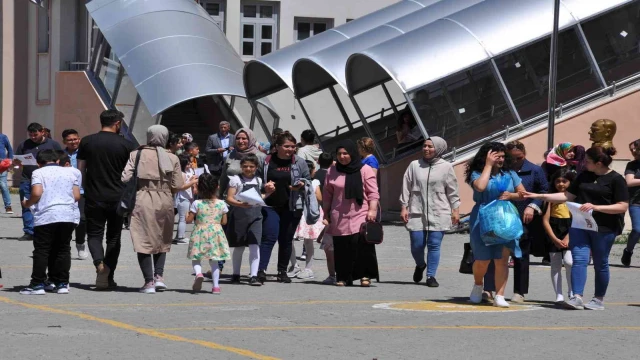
[147,125,173,174]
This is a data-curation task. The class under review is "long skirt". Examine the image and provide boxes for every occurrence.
[333,233,379,285]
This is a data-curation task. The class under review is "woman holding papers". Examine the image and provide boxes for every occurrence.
[525,146,629,310]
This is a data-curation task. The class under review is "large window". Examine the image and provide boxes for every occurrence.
[199,0,226,32]
[294,17,333,42]
[494,29,601,120]
[582,2,640,85]
[241,1,278,58]
[409,62,516,151]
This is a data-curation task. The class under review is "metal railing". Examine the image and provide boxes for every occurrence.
[441,72,640,163]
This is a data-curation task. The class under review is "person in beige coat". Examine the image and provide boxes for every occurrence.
[400,137,460,288]
[122,125,183,294]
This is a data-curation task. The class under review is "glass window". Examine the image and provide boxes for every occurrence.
[260,6,273,18]
[243,5,257,17]
[37,0,49,53]
[242,41,254,56]
[409,62,516,152]
[205,3,220,15]
[295,18,333,42]
[113,70,138,124]
[297,22,311,41]
[199,1,226,32]
[243,24,254,39]
[314,23,327,35]
[494,29,600,120]
[98,50,120,97]
[241,2,278,58]
[261,43,272,56]
[261,25,272,40]
[582,2,640,84]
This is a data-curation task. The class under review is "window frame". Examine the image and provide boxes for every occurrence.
[199,0,227,32]
[294,17,334,42]
[240,1,279,59]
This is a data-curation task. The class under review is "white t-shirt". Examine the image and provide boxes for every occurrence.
[176,171,195,202]
[228,175,261,199]
[31,165,80,226]
[189,199,229,214]
[311,179,320,192]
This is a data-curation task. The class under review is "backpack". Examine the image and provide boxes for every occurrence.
[301,178,320,225]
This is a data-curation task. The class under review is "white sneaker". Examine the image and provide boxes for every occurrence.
[469,284,484,304]
[493,295,510,308]
[287,264,301,278]
[296,269,314,279]
[584,298,605,310]
[555,294,565,304]
[322,275,336,285]
[44,282,56,292]
[56,283,70,294]
[76,244,88,260]
[154,276,167,292]
[139,281,156,294]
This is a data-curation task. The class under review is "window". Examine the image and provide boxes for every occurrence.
[37,0,49,53]
[199,0,226,32]
[408,62,516,151]
[295,17,333,42]
[494,29,601,120]
[241,1,278,58]
[346,18,354,23]
[582,2,640,84]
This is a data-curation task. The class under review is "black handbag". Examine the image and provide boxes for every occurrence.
[117,149,142,217]
[360,207,383,245]
[459,242,474,274]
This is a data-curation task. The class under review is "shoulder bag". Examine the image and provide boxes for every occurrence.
[360,206,383,245]
[117,149,143,217]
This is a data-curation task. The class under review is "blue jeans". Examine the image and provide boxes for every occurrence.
[19,180,34,235]
[409,231,444,277]
[0,172,10,208]
[569,228,616,298]
[626,205,640,253]
[259,207,300,273]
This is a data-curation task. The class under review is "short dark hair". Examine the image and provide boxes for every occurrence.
[100,109,125,127]
[318,152,333,169]
[178,154,190,172]
[240,154,260,167]
[300,130,316,144]
[56,150,71,166]
[274,131,297,147]
[62,129,79,139]
[27,123,43,133]
[586,146,617,167]
[305,159,315,170]
[184,142,199,152]
[630,139,640,149]
[36,149,59,165]
[167,132,182,148]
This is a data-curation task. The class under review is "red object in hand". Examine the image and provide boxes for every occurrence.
[0,159,11,173]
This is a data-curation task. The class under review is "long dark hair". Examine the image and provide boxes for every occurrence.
[549,168,576,193]
[465,142,513,184]
[197,173,219,200]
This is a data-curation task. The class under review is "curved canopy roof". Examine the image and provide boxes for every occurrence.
[87,0,276,116]
[346,0,632,95]
[292,0,484,98]
[243,0,441,100]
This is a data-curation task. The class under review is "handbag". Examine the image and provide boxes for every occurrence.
[360,207,383,245]
[117,149,143,217]
[459,242,474,274]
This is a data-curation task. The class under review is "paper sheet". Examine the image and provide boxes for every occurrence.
[235,187,266,207]
[566,202,598,232]
[194,167,206,177]
[14,154,37,166]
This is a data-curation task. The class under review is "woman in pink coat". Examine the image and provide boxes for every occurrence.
[323,140,380,287]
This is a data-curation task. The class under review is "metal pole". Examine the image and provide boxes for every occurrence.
[381,83,399,117]
[547,0,561,150]
[295,97,323,147]
[328,87,354,131]
[403,93,430,140]
[490,59,522,124]
[249,100,272,141]
[349,96,387,164]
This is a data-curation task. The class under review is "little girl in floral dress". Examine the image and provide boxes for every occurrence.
[186,173,230,294]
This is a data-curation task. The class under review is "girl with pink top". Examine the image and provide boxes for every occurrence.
[323,140,380,287]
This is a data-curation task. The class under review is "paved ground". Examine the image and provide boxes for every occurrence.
[0,194,638,360]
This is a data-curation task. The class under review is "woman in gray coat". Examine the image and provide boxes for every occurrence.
[400,137,460,287]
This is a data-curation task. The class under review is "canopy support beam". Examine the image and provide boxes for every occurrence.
[490,59,522,124]
[381,83,399,118]
[329,86,354,131]
[349,95,386,164]
[296,97,323,148]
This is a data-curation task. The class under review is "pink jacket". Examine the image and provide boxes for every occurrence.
[323,165,380,236]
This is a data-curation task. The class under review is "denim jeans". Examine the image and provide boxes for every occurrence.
[409,231,444,277]
[569,228,616,298]
[18,180,34,235]
[625,205,640,253]
[259,207,300,272]
[0,172,10,208]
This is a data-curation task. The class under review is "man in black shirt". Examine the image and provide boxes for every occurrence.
[14,123,62,240]
[78,110,136,290]
[622,139,640,266]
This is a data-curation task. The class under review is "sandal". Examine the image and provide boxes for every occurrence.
[360,278,371,287]
[335,281,346,287]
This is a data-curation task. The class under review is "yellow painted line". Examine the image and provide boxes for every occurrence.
[0,295,279,360]
[154,324,640,332]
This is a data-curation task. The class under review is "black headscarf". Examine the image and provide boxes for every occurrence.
[335,139,364,205]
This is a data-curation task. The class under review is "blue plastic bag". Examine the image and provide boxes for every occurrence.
[478,174,524,245]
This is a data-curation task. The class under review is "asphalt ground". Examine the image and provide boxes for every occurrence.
[0,194,639,360]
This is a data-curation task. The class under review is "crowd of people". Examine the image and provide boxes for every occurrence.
[0,111,638,311]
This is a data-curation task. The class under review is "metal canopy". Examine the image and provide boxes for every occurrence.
[346,0,633,96]
[292,0,484,98]
[87,0,276,116]
[243,0,439,100]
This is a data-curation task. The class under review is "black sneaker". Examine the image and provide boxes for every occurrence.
[249,276,262,286]
[413,264,427,283]
[622,249,633,267]
[230,275,241,284]
[276,271,291,283]
[426,276,439,288]
[18,233,33,241]
[257,270,267,284]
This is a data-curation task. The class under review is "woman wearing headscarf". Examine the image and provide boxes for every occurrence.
[122,125,184,293]
[323,139,380,287]
[543,142,586,179]
[400,137,460,287]
[219,128,266,196]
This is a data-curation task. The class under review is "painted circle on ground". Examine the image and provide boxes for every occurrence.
[373,301,541,313]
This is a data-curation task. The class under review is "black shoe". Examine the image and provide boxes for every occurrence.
[622,249,633,267]
[426,276,439,288]
[413,265,426,283]
[108,280,118,289]
[249,276,262,286]
[541,259,551,266]
[257,270,267,284]
[231,275,241,284]
[18,233,33,241]
[276,271,291,283]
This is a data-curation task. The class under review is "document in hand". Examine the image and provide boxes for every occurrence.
[14,154,37,166]
[566,202,598,232]
[235,187,267,207]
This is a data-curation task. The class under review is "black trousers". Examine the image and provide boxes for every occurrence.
[137,253,167,283]
[85,198,124,280]
[484,222,533,295]
[333,234,379,284]
[31,222,75,285]
[73,196,86,244]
